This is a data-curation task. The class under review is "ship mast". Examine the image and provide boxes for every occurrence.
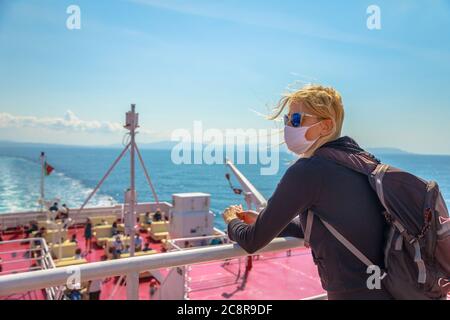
[76,104,160,300]
[125,104,139,300]
[40,152,45,212]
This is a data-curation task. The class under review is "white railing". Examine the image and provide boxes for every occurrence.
[165,229,228,251]
[0,202,172,230]
[0,237,304,297]
[0,237,61,300]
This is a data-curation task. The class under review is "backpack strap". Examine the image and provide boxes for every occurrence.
[413,240,427,284]
[372,164,408,234]
[320,217,376,267]
[304,210,314,248]
[372,163,389,209]
[307,210,375,267]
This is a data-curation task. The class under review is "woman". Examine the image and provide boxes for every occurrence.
[222,84,392,300]
[84,218,93,254]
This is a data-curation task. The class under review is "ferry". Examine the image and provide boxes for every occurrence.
[0,105,325,300]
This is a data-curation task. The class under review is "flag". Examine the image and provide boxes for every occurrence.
[44,162,54,176]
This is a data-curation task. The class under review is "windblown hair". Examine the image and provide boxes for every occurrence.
[270,84,345,157]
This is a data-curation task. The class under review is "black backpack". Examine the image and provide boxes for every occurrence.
[305,147,450,300]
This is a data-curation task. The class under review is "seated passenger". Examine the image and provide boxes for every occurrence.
[112,236,123,259]
[122,245,130,254]
[144,212,152,225]
[49,202,59,213]
[70,234,78,244]
[143,242,151,252]
[108,247,114,259]
[153,210,162,222]
[184,241,192,248]
[60,204,69,219]
[111,222,119,236]
[74,248,83,260]
[134,234,143,251]
[210,238,223,245]
[35,227,46,239]
[24,221,38,238]
[56,204,68,220]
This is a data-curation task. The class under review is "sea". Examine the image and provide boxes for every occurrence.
[0,144,449,231]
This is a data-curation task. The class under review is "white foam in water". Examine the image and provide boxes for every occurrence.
[0,156,117,213]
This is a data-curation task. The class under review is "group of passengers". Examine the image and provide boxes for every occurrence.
[143,209,164,225]
[110,233,149,259]
[49,202,70,220]
[23,202,71,239]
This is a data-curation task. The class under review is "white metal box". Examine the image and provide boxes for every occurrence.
[169,210,215,239]
[172,193,210,213]
[169,193,214,239]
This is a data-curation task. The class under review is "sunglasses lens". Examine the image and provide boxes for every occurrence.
[291,113,301,127]
[284,113,302,127]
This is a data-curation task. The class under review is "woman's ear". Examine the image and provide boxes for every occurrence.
[320,119,334,136]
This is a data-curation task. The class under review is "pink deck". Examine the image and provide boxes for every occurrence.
[0,227,325,300]
[187,249,324,300]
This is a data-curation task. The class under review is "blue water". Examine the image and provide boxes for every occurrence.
[0,145,449,231]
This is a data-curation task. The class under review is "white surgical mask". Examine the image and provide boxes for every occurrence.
[284,122,321,155]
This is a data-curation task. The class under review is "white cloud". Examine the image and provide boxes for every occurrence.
[0,110,152,135]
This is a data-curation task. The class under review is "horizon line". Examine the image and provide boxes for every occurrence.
[1,139,450,157]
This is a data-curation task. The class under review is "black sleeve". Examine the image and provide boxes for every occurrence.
[227,159,321,253]
[278,216,304,238]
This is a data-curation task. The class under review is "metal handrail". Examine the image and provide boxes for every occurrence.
[0,237,61,299]
[0,237,304,297]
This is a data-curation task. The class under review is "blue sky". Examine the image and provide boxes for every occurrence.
[0,0,450,154]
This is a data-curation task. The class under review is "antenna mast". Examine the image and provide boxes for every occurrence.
[76,104,160,300]
[125,104,139,300]
[39,152,45,212]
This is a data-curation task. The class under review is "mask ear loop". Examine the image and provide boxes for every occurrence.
[314,117,335,141]
[301,119,327,156]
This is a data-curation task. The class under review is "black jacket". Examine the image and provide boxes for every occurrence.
[227,136,392,299]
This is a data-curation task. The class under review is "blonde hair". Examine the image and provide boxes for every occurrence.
[270,84,345,157]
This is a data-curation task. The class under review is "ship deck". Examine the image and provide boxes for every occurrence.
[0,226,325,300]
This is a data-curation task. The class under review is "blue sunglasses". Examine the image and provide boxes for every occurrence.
[283,112,317,128]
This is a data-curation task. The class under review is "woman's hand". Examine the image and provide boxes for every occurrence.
[237,210,259,224]
[222,205,259,225]
[222,205,243,224]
